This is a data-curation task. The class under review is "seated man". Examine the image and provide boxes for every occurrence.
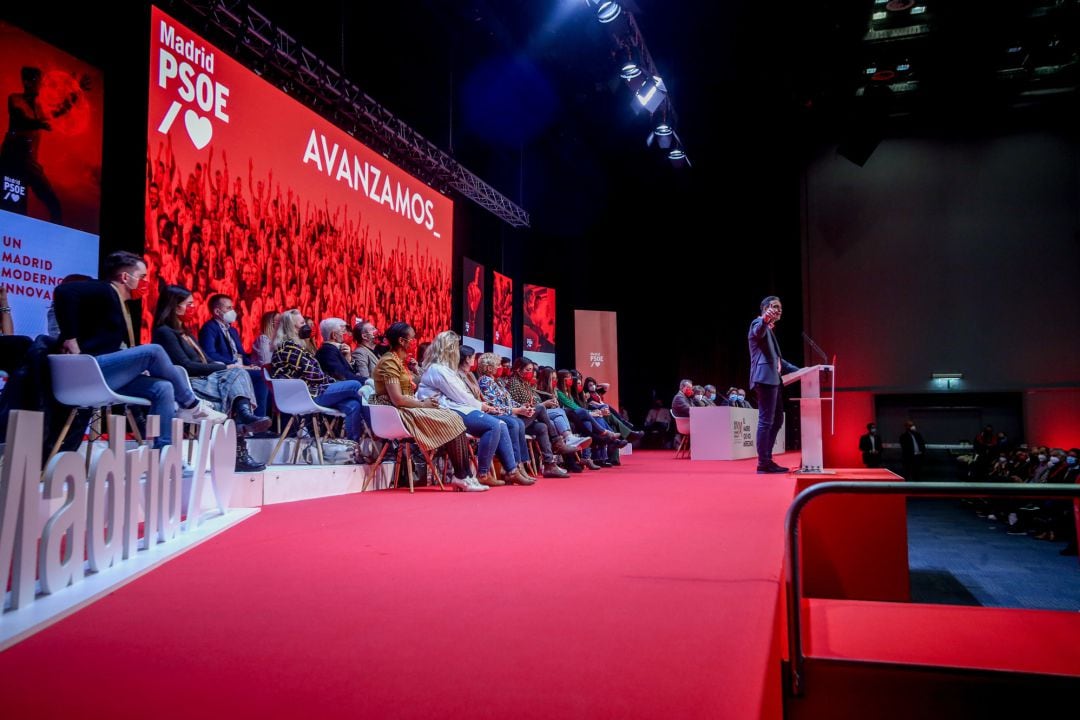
[316,317,367,383]
[198,293,269,417]
[53,251,225,449]
[671,379,693,418]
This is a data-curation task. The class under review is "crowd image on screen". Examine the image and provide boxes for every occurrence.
[142,137,451,351]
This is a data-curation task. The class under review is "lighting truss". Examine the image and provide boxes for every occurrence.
[180,0,530,228]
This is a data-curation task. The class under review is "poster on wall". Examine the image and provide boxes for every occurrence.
[574,309,619,411]
[491,270,513,360]
[0,20,103,337]
[522,283,555,368]
[461,256,484,353]
[144,6,452,347]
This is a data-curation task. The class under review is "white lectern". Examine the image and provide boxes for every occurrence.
[781,364,835,473]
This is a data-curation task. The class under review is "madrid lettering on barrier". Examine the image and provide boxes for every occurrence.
[0,410,236,615]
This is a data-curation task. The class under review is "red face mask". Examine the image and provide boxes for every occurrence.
[563,378,573,389]
[576,381,583,391]
[683,387,694,397]
[522,370,535,382]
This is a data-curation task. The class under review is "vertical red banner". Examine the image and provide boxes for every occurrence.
[574,309,619,411]
[462,257,484,350]
[522,283,555,367]
[492,270,513,358]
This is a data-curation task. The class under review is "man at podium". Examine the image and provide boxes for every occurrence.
[748,296,800,473]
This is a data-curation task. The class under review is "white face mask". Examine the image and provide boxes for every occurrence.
[738,395,746,402]
[1038,454,1047,463]
[909,426,917,432]
[1048,456,1060,465]
[221,309,237,324]
[693,394,703,401]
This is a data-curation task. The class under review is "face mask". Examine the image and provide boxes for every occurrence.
[870,428,877,434]
[998,456,1007,463]
[693,394,703,401]
[730,394,740,403]
[127,274,148,299]
[522,370,535,381]
[909,426,917,432]
[738,395,746,402]
[707,393,716,402]
[575,381,583,390]
[682,387,694,397]
[298,325,313,340]
[1048,456,1060,466]
[1038,454,1047,463]
[1067,456,1077,466]
[222,309,237,324]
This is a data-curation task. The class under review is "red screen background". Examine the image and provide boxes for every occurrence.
[492,271,513,351]
[522,283,555,354]
[143,8,452,349]
[0,20,103,233]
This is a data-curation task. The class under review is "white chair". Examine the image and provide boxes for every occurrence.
[266,378,345,465]
[47,354,151,472]
[364,404,445,493]
[671,409,691,459]
[172,365,207,464]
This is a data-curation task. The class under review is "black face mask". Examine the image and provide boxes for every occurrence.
[298,325,313,340]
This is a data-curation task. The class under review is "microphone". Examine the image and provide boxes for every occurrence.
[802,331,830,365]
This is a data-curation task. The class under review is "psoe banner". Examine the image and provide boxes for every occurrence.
[574,309,619,411]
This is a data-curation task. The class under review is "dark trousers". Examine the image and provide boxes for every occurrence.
[755,382,784,465]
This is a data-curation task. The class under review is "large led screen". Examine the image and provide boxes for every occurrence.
[462,256,484,353]
[522,283,555,368]
[491,270,513,360]
[144,7,452,347]
[0,20,102,337]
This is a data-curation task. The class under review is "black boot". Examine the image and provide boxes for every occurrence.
[235,436,266,472]
[233,398,271,436]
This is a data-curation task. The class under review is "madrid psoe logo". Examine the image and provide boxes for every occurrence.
[155,19,229,149]
[589,352,603,368]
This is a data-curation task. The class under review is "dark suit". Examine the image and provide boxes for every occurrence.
[316,343,366,383]
[671,392,691,418]
[53,280,131,356]
[859,432,882,467]
[152,326,226,377]
[899,429,926,481]
[197,319,268,412]
[198,319,247,365]
[748,317,799,465]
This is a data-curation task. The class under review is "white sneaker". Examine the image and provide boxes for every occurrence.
[451,476,488,492]
[176,399,227,424]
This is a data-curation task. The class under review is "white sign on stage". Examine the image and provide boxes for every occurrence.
[688,406,784,461]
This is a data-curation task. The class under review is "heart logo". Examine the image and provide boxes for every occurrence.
[184,110,213,149]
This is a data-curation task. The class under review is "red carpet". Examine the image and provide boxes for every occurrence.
[0,451,798,719]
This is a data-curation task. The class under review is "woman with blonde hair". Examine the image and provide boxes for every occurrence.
[251,310,279,366]
[475,352,543,480]
[418,332,534,487]
[372,322,483,491]
[270,308,367,444]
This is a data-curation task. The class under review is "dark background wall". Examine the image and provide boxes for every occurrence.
[804,131,1080,394]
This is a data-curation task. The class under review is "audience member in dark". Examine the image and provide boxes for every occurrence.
[899,420,925,481]
[859,422,883,468]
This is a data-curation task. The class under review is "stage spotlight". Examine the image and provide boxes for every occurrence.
[668,148,691,168]
[647,123,675,149]
[634,76,667,114]
[595,2,622,24]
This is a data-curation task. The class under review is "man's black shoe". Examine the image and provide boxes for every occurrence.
[757,464,786,474]
[768,462,789,473]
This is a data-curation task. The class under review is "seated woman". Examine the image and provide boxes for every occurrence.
[372,322,482,492]
[508,357,597,473]
[152,284,270,472]
[270,309,367,446]
[418,332,535,486]
[583,376,643,441]
[474,352,545,480]
[250,311,279,367]
[557,369,619,467]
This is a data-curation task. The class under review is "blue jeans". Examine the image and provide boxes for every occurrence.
[755,383,784,464]
[545,407,571,435]
[97,345,197,447]
[314,381,365,441]
[500,413,530,467]
[456,410,516,476]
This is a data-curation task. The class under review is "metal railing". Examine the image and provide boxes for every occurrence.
[784,481,1080,696]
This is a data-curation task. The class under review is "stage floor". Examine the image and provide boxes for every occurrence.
[0,450,801,719]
